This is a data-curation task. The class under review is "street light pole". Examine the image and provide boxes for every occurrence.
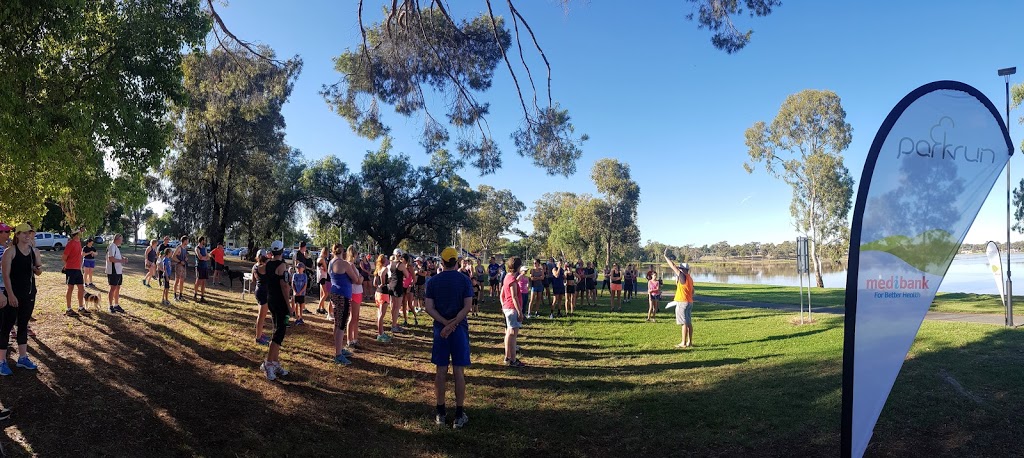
[999,66,1016,327]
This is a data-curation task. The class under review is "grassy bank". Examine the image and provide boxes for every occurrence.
[1,253,1022,456]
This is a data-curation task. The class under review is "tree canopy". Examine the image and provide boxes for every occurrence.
[0,0,209,229]
[744,89,853,287]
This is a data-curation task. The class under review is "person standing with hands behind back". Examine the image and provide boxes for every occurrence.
[425,247,474,429]
[664,249,694,348]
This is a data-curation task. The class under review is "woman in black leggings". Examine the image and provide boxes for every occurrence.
[259,243,291,381]
[1,223,42,375]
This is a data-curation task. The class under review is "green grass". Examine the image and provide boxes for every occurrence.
[4,255,1024,456]
[651,280,1011,315]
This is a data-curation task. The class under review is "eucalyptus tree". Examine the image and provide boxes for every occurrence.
[465,185,526,257]
[166,45,302,244]
[744,89,854,287]
[303,139,480,252]
[319,1,779,177]
[0,0,209,228]
[591,158,641,267]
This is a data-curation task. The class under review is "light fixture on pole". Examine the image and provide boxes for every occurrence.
[998,66,1016,327]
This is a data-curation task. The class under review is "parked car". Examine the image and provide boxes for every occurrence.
[225,247,241,256]
[238,247,249,259]
[136,239,149,246]
[282,249,293,260]
[168,240,181,248]
[93,236,104,244]
[34,232,69,251]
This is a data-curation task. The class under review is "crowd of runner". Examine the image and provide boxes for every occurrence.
[0,223,697,429]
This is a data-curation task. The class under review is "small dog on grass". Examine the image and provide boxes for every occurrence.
[84,292,101,309]
[224,266,245,288]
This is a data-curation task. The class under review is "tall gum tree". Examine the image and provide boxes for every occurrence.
[745,89,854,287]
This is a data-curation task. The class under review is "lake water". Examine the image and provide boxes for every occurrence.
[684,253,1019,295]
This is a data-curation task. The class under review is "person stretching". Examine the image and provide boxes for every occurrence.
[664,249,694,348]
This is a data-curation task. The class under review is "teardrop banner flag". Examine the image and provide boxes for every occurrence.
[841,81,1013,458]
[986,241,1006,306]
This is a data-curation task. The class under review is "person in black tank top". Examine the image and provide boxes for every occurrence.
[252,251,271,345]
[0,223,42,374]
[259,245,291,380]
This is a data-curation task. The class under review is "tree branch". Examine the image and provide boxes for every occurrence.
[507,0,552,108]
[484,0,530,121]
[205,0,285,66]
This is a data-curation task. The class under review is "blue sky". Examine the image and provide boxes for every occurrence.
[208,1,1024,247]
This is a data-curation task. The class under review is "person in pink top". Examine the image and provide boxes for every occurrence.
[647,271,662,322]
[516,265,529,318]
[500,257,525,367]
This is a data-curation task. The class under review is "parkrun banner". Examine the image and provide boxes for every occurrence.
[841,81,1013,458]
[986,241,1006,306]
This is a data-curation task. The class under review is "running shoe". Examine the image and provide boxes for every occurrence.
[0,408,10,420]
[549,314,554,319]
[16,356,37,370]
[341,348,354,358]
[255,335,270,346]
[65,308,77,317]
[349,341,362,350]
[506,358,526,368]
[113,305,126,314]
[435,413,447,426]
[453,412,469,429]
[316,308,326,315]
[328,315,335,322]
[162,299,171,306]
[0,361,11,376]
[77,306,88,314]
[259,361,277,381]
[294,318,305,326]
[274,362,289,376]
[109,305,116,313]
[376,334,392,343]
[391,326,406,334]
[333,354,352,366]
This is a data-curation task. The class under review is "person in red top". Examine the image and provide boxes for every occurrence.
[500,256,525,367]
[62,227,86,315]
[210,242,226,286]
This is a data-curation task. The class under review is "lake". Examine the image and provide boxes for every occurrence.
[684,253,1018,294]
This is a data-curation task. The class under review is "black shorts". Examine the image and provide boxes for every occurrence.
[65,269,84,285]
[566,285,576,295]
[587,279,596,290]
[196,264,209,280]
[107,274,123,286]
[319,278,329,285]
[294,295,305,304]
[214,262,225,271]
[543,278,552,288]
[391,286,406,297]
[489,279,499,287]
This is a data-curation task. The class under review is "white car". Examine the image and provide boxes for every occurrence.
[35,232,69,251]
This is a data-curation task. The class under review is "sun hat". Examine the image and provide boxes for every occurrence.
[440,247,459,263]
[71,226,85,236]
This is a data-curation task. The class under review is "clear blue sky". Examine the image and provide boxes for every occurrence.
[209,1,1024,247]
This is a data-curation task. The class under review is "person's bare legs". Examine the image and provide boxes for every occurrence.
[376,301,388,336]
[255,303,269,340]
[435,365,447,409]
[348,300,361,343]
[504,327,517,361]
[684,324,693,347]
[453,366,466,410]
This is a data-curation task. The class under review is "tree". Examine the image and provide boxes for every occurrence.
[591,158,641,267]
[464,185,526,257]
[303,139,479,252]
[745,89,854,287]
[320,1,779,177]
[166,45,302,244]
[0,0,209,228]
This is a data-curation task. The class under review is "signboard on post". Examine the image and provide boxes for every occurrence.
[796,237,811,322]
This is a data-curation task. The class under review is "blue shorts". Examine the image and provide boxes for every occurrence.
[531,285,543,293]
[431,323,470,367]
[83,259,96,269]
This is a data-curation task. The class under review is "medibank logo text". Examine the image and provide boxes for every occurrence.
[864,275,930,290]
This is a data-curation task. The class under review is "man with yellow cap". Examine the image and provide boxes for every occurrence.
[424,246,474,429]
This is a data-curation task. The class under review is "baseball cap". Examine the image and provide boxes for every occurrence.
[440,247,459,263]
[393,248,404,256]
[71,226,85,235]
[0,222,11,231]
[680,263,690,270]
[14,222,33,233]
[270,240,285,253]
[257,249,269,259]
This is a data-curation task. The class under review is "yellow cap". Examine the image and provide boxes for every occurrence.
[14,222,33,234]
[440,247,459,262]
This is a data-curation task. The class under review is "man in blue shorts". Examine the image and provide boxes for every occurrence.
[425,246,474,429]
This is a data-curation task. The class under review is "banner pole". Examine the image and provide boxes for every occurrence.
[1003,69,1016,327]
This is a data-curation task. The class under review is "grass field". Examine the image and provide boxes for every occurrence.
[2,252,1024,457]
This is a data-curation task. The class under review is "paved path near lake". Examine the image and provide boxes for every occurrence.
[693,295,1024,327]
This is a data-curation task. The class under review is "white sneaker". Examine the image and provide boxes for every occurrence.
[274,361,289,376]
[260,361,277,381]
[453,412,469,429]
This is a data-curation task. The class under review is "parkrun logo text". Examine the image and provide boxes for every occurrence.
[897,116,996,164]
[865,275,930,299]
